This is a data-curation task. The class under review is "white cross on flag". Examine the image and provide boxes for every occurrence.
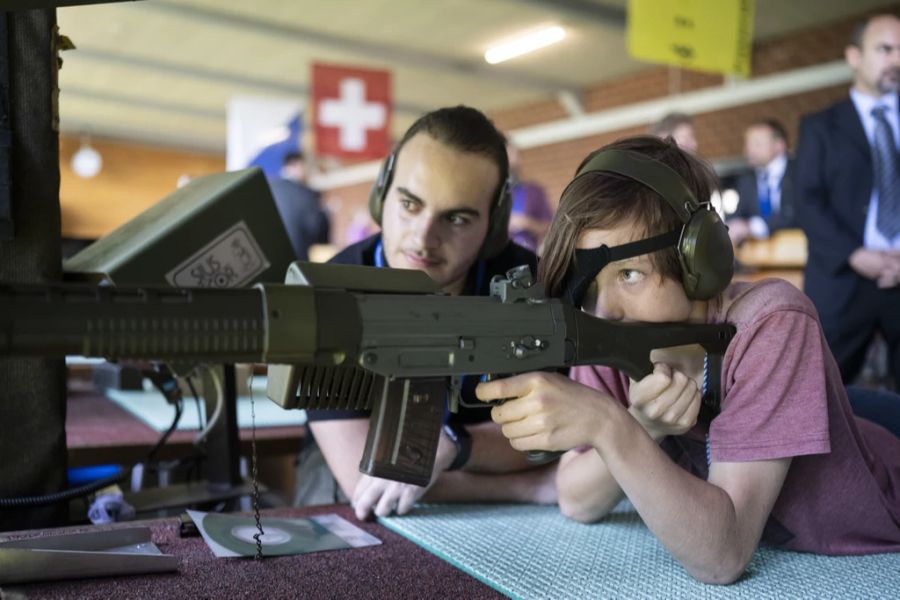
[312,63,392,160]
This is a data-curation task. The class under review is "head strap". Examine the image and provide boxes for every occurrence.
[561,229,680,308]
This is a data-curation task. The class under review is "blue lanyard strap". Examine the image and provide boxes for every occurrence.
[702,353,709,396]
[374,240,386,268]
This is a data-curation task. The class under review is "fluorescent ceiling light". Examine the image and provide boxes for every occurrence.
[484,25,566,65]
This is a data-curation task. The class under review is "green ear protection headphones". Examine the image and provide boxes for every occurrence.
[368,151,512,259]
[564,148,733,301]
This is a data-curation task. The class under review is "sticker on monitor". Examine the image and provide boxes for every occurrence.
[166,221,270,287]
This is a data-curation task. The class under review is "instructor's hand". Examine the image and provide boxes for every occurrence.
[351,429,457,520]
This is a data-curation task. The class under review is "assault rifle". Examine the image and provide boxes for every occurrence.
[0,262,734,486]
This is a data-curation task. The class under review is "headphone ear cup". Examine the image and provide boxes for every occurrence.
[678,209,734,300]
[478,180,512,258]
[367,180,384,224]
[368,154,395,225]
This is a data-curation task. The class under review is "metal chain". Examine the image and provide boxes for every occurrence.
[249,373,264,560]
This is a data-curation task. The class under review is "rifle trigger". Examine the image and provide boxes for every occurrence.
[480,373,513,406]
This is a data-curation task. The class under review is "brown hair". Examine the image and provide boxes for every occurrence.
[539,135,719,297]
[849,13,900,49]
[748,118,789,145]
[649,112,693,137]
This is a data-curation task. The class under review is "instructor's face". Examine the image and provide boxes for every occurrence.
[850,16,900,96]
[380,133,499,295]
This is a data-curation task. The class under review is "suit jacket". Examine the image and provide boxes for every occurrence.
[795,96,881,317]
[732,158,798,232]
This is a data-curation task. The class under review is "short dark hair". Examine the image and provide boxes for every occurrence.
[850,19,868,49]
[282,150,304,166]
[849,13,899,48]
[748,118,789,145]
[650,112,694,137]
[394,105,509,199]
[538,135,719,298]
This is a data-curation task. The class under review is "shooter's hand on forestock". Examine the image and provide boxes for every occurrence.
[628,363,701,441]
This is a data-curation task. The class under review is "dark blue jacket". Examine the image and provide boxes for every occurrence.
[795,97,878,317]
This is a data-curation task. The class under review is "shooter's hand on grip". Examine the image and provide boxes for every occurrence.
[478,372,561,464]
[476,371,616,454]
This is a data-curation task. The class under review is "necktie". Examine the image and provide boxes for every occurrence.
[757,171,772,219]
[871,106,900,239]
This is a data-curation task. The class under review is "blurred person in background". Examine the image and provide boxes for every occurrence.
[507,142,554,254]
[727,119,799,246]
[268,150,330,261]
[650,112,698,154]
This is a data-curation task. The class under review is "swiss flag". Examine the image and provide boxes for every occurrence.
[312,63,392,160]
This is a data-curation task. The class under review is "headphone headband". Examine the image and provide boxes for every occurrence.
[574,149,699,223]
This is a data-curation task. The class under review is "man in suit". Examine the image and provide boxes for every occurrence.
[796,13,900,387]
[727,119,799,246]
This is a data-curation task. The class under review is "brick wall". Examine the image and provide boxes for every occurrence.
[322,5,899,247]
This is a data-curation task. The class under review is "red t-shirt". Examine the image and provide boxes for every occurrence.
[571,278,900,554]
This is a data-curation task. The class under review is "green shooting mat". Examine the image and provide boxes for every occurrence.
[379,502,900,599]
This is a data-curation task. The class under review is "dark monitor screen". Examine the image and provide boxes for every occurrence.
[63,167,296,287]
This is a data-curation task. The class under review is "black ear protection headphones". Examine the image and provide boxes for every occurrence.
[368,150,512,259]
[561,148,733,304]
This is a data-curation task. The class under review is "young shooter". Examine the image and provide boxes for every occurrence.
[478,136,900,584]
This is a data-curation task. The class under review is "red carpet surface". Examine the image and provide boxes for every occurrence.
[2,504,503,599]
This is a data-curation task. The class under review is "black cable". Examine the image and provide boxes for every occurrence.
[0,371,184,509]
[186,375,204,433]
[142,395,184,468]
[143,374,206,481]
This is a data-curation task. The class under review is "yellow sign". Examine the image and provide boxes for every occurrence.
[628,0,755,77]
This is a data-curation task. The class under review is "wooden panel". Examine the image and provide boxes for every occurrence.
[736,229,808,269]
[733,229,807,290]
[59,135,224,239]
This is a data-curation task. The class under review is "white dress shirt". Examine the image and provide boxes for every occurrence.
[748,153,789,239]
[850,87,900,249]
